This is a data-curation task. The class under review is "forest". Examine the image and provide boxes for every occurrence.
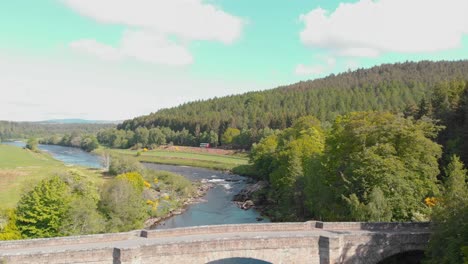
[118,60,468,142]
[244,79,468,263]
[0,121,112,140]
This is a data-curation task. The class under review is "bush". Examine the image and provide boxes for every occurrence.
[108,154,143,175]
[232,165,261,178]
[99,179,148,232]
[0,209,21,240]
[143,170,195,197]
[116,172,145,193]
[25,138,38,151]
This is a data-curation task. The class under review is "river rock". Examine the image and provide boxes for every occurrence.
[241,200,254,210]
[233,181,268,202]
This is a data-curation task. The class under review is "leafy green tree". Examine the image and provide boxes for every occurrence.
[250,134,278,179]
[148,128,166,146]
[345,187,392,221]
[250,116,325,220]
[221,128,241,146]
[60,169,104,236]
[425,155,468,264]
[60,197,105,236]
[233,129,253,149]
[134,127,149,147]
[25,138,38,151]
[306,112,442,221]
[99,179,148,232]
[0,209,21,240]
[80,135,99,152]
[15,171,105,238]
[16,176,72,238]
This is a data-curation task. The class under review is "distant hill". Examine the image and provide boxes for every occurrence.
[0,121,115,139]
[39,119,121,124]
[119,60,468,136]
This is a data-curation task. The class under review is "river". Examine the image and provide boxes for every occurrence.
[144,164,268,229]
[3,141,102,168]
[2,142,268,229]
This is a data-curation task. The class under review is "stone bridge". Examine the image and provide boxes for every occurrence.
[0,221,430,264]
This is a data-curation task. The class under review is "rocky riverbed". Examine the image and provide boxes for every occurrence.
[144,181,214,228]
[232,181,269,211]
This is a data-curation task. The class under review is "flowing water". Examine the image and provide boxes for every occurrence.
[144,164,269,229]
[3,141,102,168]
[2,142,268,228]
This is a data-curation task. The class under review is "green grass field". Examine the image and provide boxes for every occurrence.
[109,148,249,171]
[0,145,102,208]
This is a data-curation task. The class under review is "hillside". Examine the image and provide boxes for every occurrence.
[39,119,120,124]
[119,60,468,135]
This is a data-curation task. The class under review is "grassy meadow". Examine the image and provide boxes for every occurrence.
[0,145,103,208]
[108,148,249,171]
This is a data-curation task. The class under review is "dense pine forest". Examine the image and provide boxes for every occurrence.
[119,60,468,134]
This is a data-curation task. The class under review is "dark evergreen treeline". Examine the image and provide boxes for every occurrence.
[118,60,468,143]
[0,121,113,140]
[404,79,468,168]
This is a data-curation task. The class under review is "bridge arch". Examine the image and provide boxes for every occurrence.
[377,250,425,264]
[206,257,272,264]
[374,243,426,263]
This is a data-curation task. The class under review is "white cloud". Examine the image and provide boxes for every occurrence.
[63,0,243,44]
[70,39,122,61]
[71,31,193,66]
[295,55,336,76]
[345,60,360,71]
[299,0,468,57]
[295,64,325,76]
[62,0,243,65]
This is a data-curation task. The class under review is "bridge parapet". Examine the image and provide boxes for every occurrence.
[315,221,430,231]
[0,222,431,264]
[142,221,316,238]
[0,230,141,250]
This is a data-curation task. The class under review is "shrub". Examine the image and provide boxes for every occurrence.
[109,154,143,175]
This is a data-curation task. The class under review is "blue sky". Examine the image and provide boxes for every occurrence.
[1,0,468,121]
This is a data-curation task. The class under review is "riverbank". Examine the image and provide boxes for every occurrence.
[144,181,213,228]
[104,147,249,171]
[0,144,103,208]
[1,142,268,239]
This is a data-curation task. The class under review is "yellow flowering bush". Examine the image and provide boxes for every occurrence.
[424,197,437,207]
[144,181,151,188]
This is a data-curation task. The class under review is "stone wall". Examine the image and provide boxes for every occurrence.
[0,222,431,264]
[0,230,140,250]
[142,222,315,238]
